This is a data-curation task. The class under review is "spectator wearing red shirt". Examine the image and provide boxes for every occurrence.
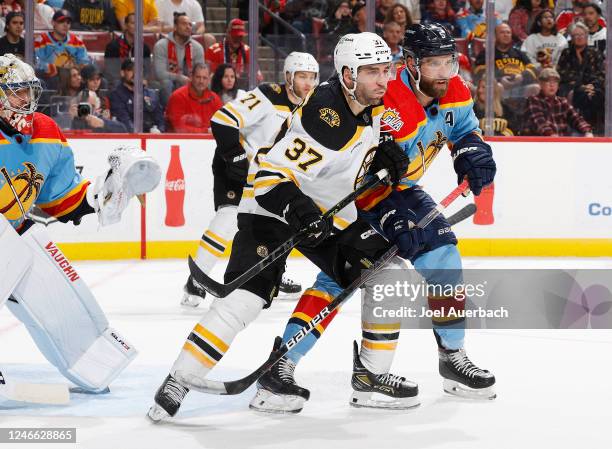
[165,63,223,133]
[205,18,261,82]
[556,0,606,34]
[524,67,593,136]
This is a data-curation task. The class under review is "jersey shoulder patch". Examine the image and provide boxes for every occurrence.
[383,76,426,142]
[300,79,366,151]
[439,76,473,109]
[257,83,293,108]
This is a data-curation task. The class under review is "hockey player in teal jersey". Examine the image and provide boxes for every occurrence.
[252,23,497,413]
[0,54,159,400]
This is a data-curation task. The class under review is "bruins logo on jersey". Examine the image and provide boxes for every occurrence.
[319,108,340,128]
[354,147,377,189]
[270,83,282,94]
[381,108,404,132]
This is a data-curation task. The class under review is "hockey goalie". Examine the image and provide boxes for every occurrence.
[0,54,160,404]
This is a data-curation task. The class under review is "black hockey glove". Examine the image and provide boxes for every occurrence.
[451,136,496,196]
[369,137,410,184]
[220,145,249,183]
[376,191,426,260]
[284,195,333,248]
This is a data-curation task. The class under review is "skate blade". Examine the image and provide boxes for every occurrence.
[249,388,305,414]
[349,391,420,410]
[147,403,171,423]
[443,379,496,400]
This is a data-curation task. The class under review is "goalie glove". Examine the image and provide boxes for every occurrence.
[86,145,161,226]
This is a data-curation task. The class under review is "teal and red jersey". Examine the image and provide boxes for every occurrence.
[0,113,89,230]
[34,31,91,75]
[357,67,481,211]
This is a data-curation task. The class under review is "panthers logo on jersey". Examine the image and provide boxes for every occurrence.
[319,108,340,128]
[381,108,404,132]
[0,163,45,220]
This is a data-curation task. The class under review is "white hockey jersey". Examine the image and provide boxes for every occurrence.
[211,83,295,161]
[241,77,384,230]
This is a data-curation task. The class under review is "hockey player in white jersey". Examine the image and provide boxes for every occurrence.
[181,52,320,308]
[0,54,160,401]
[148,33,414,421]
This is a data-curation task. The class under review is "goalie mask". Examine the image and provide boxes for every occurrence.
[0,54,42,135]
[283,52,319,100]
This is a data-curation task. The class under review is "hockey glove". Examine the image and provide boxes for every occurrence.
[86,145,161,226]
[220,145,249,183]
[451,136,496,196]
[376,192,426,260]
[284,195,333,248]
[370,137,410,184]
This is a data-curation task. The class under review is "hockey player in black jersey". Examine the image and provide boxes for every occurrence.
[181,52,320,308]
[148,32,416,421]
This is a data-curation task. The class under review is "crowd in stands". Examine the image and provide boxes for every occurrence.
[0,0,607,136]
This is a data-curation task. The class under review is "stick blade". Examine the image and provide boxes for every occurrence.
[188,256,227,298]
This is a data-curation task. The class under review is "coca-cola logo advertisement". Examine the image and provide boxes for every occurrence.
[164,145,186,227]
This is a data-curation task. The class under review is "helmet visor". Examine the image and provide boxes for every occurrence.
[418,54,459,80]
[355,61,397,84]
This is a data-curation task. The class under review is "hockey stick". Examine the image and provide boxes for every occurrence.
[177,181,471,395]
[188,169,390,298]
[0,369,70,405]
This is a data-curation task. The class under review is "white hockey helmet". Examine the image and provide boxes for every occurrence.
[0,54,42,116]
[334,32,393,99]
[283,51,319,97]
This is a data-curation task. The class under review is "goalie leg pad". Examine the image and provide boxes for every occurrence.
[0,214,32,308]
[7,223,137,392]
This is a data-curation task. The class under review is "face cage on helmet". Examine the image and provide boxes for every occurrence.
[0,80,43,115]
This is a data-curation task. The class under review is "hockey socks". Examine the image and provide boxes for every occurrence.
[194,206,238,273]
[281,289,339,363]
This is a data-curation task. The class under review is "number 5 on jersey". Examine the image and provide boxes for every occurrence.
[284,138,323,171]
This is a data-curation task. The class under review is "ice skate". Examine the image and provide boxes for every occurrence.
[249,339,310,413]
[147,374,189,422]
[350,341,420,409]
[180,275,208,308]
[277,275,302,299]
[439,348,496,400]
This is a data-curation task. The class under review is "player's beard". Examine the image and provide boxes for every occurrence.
[419,76,450,99]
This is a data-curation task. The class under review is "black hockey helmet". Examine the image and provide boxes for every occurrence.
[402,23,456,62]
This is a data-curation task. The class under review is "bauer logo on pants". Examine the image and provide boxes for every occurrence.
[44,241,80,282]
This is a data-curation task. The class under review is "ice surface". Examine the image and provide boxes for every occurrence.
[2,257,611,449]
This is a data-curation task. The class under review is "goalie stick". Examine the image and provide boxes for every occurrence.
[188,169,390,298]
[0,369,70,405]
[177,181,472,395]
